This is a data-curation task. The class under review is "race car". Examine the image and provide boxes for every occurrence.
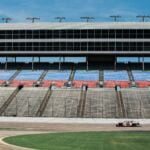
[116,121,141,127]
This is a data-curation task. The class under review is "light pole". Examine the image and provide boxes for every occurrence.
[110,15,121,22]
[136,15,150,22]
[55,17,66,22]
[26,17,40,23]
[1,17,12,23]
[80,16,95,22]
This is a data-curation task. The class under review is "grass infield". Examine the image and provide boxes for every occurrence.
[4,131,150,150]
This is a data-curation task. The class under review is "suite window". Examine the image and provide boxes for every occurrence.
[102,30,108,38]
[81,30,88,38]
[123,30,130,38]
[116,30,122,38]
[74,30,80,38]
[130,30,136,38]
[67,42,74,47]
[137,42,143,51]
[74,42,80,47]
[0,35,5,39]
[137,30,143,38]
[109,30,115,38]
[60,30,66,38]
[26,43,32,47]
[95,30,101,38]
[53,30,59,38]
[53,42,59,47]
[144,30,150,38]
[88,30,94,38]
[40,42,46,47]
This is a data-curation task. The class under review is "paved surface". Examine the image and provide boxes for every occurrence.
[0,131,46,150]
[0,117,150,150]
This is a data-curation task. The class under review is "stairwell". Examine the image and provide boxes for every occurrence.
[99,68,104,87]
[68,68,75,82]
[0,85,23,115]
[2,70,21,87]
[77,85,87,117]
[36,86,53,117]
[65,65,75,87]
[127,64,136,87]
[33,70,48,87]
[115,87,126,118]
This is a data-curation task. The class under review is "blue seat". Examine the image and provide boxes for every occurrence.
[133,71,150,81]
[104,71,129,81]
[44,71,70,80]
[74,71,99,81]
[0,71,15,80]
[15,71,42,80]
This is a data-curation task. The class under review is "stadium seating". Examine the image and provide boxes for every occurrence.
[136,81,150,88]
[0,87,16,114]
[5,87,48,117]
[42,89,81,117]
[73,81,98,88]
[104,71,129,81]
[42,80,65,87]
[132,71,150,81]
[122,88,150,118]
[0,87,150,118]
[0,80,4,85]
[84,88,117,118]
[44,71,70,80]
[74,71,99,81]
[11,80,35,87]
[105,81,130,88]
[0,71,15,80]
[15,71,42,80]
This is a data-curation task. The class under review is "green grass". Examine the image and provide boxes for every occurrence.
[4,132,150,150]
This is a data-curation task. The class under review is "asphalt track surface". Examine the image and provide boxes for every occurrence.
[0,117,150,150]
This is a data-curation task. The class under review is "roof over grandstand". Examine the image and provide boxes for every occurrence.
[0,22,150,30]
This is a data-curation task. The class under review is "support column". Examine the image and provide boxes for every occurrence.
[39,57,40,63]
[114,57,117,71]
[142,57,145,71]
[63,57,65,63]
[15,57,16,63]
[32,57,34,71]
[86,56,88,71]
[138,57,140,63]
[5,57,8,71]
[59,57,61,70]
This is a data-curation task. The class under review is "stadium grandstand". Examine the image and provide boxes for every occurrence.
[0,22,149,118]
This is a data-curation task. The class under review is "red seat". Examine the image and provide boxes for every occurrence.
[73,81,98,88]
[136,81,150,88]
[11,80,34,87]
[42,80,66,87]
[0,80,4,85]
[105,81,130,88]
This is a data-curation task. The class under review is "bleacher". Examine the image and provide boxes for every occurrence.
[0,71,15,80]
[0,87,16,113]
[4,87,48,117]
[104,71,130,88]
[15,71,42,80]
[84,88,117,118]
[44,71,70,80]
[122,88,150,118]
[0,87,149,118]
[42,89,81,117]
[0,69,148,88]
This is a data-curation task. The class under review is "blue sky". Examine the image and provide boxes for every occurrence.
[0,0,150,22]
